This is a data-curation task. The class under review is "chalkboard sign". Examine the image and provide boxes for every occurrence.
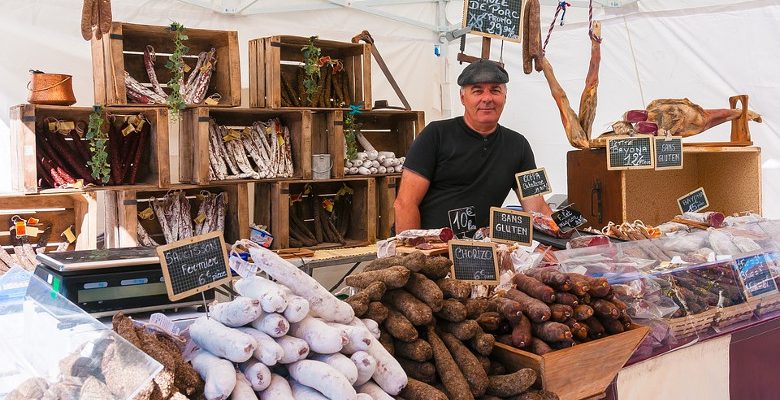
[677,187,709,214]
[448,206,478,239]
[606,135,655,170]
[448,239,499,284]
[654,137,683,170]
[489,207,532,245]
[516,167,552,199]
[552,206,588,233]
[462,0,523,42]
[733,253,779,298]
[157,231,231,301]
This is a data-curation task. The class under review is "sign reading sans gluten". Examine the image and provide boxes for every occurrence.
[463,0,522,42]
[654,137,683,170]
[489,207,532,245]
[156,231,231,301]
[448,239,499,284]
[606,135,655,170]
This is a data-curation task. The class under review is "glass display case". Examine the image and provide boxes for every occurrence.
[552,221,780,362]
[0,267,161,400]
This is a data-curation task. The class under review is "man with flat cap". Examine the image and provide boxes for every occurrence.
[394,59,551,237]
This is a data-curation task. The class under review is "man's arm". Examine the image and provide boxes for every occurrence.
[517,190,553,216]
[394,169,431,232]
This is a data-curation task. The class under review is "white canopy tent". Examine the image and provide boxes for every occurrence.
[1,0,777,218]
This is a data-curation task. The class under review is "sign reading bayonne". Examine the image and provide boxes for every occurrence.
[156,231,231,302]
[489,207,532,245]
[448,239,499,285]
[606,135,655,170]
[677,187,709,214]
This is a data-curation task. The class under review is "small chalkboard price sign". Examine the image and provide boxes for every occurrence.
[677,187,709,213]
[448,239,499,285]
[448,206,478,239]
[654,137,683,170]
[552,206,588,233]
[489,207,532,245]
[516,167,552,199]
[156,231,231,301]
[462,0,523,42]
[733,253,779,299]
[606,135,655,171]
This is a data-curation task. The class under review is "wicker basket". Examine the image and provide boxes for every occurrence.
[666,308,717,341]
[714,302,755,329]
[27,72,76,106]
[750,292,780,316]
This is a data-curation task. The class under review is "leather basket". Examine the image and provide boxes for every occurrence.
[27,71,76,106]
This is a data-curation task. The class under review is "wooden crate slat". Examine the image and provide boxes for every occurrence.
[91,22,240,107]
[10,104,170,193]
[377,175,400,239]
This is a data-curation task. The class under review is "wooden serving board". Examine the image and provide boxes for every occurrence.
[395,244,448,256]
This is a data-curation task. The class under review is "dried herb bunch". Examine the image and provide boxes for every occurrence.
[343,105,361,161]
[166,21,188,118]
[301,36,322,104]
[86,105,110,183]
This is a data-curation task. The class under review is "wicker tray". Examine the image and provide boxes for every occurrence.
[750,292,780,316]
[666,308,717,341]
[714,302,755,329]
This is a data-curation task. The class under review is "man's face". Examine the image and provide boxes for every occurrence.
[460,83,507,129]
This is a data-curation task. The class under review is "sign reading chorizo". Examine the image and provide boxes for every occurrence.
[677,187,709,214]
[448,239,499,284]
[606,135,655,170]
[489,207,532,245]
[516,167,552,199]
[462,0,523,42]
[156,231,231,301]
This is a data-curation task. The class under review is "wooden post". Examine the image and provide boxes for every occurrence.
[481,37,491,59]
[729,95,752,145]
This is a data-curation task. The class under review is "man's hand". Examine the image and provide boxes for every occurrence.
[518,191,553,216]
[394,169,431,233]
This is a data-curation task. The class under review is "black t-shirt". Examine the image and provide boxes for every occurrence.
[404,117,537,234]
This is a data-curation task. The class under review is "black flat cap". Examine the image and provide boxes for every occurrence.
[457,59,509,86]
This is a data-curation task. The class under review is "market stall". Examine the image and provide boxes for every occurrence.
[2,0,780,399]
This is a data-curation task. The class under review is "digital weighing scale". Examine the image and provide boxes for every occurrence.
[34,248,214,317]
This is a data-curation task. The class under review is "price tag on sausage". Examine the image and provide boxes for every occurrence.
[489,207,532,246]
[516,167,552,199]
[677,187,709,213]
[448,239,499,285]
[448,206,478,239]
[552,206,588,233]
[156,231,231,301]
[654,136,683,170]
[606,135,655,170]
[733,252,779,299]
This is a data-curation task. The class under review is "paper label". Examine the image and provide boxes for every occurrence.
[149,312,180,336]
[62,226,76,243]
[138,207,154,220]
[26,226,39,238]
[27,217,39,225]
[223,129,241,142]
[230,255,257,278]
[194,213,206,224]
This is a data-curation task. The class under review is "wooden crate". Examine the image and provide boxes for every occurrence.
[91,22,240,107]
[10,104,170,193]
[344,110,423,175]
[567,146,762,228]
[249,35,371,109]
[257,178,376,249]
[106,183,249,248]
[492,325,650,400]
[179,108,313,184]
[0,193,97,252]
[377,175,400,239]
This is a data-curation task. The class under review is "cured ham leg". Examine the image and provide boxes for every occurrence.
[541,22,602,149]
[645,98,761,137]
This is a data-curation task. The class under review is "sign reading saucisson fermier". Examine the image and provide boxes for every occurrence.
[156,231,231,301]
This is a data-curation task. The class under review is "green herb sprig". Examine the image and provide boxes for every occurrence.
[166,22,188,118]
[301,36,322,105]
[86,105,110,183]
[344,104,362,161]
